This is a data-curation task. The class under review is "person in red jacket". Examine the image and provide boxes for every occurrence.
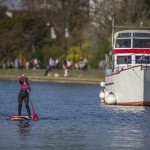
[18,74,31,118]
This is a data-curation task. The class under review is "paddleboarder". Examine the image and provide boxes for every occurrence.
[18,74,31,118]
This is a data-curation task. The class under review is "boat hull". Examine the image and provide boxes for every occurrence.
[105,66,150,106]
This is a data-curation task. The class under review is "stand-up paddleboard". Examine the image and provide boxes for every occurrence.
[10,116,33,121]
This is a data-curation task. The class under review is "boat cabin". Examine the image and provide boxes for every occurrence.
[113,30,150,72]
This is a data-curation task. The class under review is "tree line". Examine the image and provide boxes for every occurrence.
[0,0,150,68]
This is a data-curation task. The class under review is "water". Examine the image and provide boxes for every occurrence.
[1,80,150,150]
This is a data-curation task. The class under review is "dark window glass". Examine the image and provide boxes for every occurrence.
[115,39,131,48]
[133,33,150,37]
[133,39,150,48]
[117,56,132,64]
[117,33,131,38]
[135,55,150,64]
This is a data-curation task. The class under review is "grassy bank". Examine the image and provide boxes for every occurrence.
[0,69,105,84]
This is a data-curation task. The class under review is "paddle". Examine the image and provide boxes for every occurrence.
[30,97,38,121]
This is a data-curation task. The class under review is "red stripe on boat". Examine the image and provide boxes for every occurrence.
[114,49,150,54]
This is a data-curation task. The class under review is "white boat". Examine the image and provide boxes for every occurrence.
[100,22,150,106]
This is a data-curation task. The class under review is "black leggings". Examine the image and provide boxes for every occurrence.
[18,94,31,117]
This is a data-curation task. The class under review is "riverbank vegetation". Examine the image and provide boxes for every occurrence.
[0,0,150,69]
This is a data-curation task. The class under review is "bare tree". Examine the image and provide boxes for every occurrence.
[20,0,90,49]
[119,0,150,23]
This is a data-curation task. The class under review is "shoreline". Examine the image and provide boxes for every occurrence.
[0,69,104,85]
[0,75,102,85]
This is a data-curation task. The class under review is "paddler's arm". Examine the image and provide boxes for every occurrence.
[18,74,25,84]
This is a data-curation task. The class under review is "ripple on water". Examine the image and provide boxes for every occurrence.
[1,81,150,150]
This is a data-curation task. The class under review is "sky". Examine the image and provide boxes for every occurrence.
[2,0,23,9]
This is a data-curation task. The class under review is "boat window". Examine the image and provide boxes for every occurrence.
[133,33,150,37]
[117,33,131,38]
[135,55,150,64]
[133,39,150,48]
[115,39,131,48]
[117,56,132,64]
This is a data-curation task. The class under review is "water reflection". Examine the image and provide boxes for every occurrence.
[17,121,31,137]
[100,102,150,114]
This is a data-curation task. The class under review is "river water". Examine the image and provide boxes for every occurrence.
[0,80,150,150]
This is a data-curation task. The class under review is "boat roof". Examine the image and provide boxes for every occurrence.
[114,30,150,39]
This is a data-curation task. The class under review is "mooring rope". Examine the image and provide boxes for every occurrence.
[132,69,143,82]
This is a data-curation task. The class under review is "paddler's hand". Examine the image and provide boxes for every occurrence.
[27,90,30,94]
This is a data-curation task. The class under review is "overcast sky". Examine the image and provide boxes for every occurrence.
[2,0,22,9]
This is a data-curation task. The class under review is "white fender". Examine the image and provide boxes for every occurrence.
[100,81,105,87]
[104,90,109,102]
[99,90,105,102]
[105,92,117,105]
